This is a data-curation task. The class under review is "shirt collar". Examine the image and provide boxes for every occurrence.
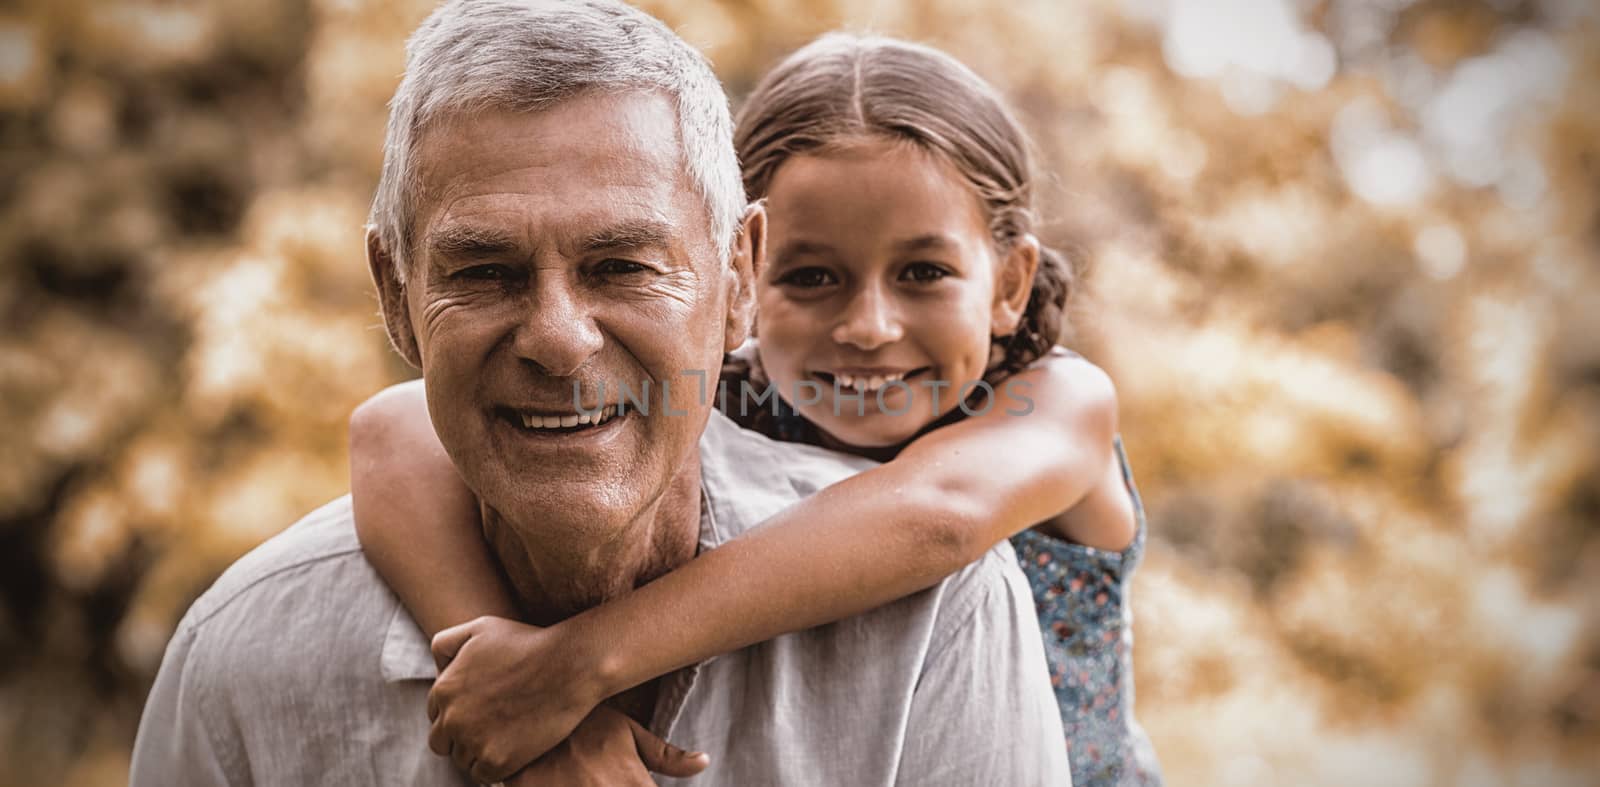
[696,411,805,546]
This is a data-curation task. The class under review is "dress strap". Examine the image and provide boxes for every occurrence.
[1112,435,1148,562]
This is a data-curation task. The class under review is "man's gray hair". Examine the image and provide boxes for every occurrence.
[370,0,744,282]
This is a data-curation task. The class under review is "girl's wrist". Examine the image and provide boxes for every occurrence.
[556,611,631,703]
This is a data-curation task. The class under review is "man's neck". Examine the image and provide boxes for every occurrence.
[482,456,703,627]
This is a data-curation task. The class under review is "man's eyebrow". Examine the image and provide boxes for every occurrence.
[579,218,675,253]
[426,225,520,258]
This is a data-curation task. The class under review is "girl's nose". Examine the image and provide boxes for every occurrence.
[831,285,904,350]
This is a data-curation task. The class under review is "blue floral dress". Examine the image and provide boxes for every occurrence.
[1010,437,1162,787]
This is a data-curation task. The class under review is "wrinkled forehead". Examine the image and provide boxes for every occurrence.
[407,92,714,259]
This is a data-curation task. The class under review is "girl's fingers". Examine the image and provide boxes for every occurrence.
[470,755,513,785]
[428,718,452,757]
[431,619,478,669]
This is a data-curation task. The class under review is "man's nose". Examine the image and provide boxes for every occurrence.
[511,273,603,377]
[831,283,904,350]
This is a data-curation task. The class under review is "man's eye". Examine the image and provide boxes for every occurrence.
[901,262,951,283]
[776,267,837,288]
[596,259,650,276]
[458,264,511,281]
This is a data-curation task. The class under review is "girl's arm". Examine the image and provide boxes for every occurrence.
[572,347,1123,695]
[371,350,1125,779]
[349,379,520,637]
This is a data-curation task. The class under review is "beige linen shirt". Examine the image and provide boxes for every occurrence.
[130,412,1069,785]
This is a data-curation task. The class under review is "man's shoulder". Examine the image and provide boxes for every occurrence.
[177,496,370,632]
[661,516,1053,785]
[699,410,1026,631]
[922,537,1031,645]
[134,496,454,785]
[166,495,409,693]
[696,410,1025,589]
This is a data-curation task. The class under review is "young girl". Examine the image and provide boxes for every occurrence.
[351,33,1161,787]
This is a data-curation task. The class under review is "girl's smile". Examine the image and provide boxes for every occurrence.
[756,139,1031,448]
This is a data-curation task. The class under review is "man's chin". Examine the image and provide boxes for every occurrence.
[479,477,641,536]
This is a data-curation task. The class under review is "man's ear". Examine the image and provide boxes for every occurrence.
[991,233,1039,337]
[366,226,422,369]
[723,202,764,352]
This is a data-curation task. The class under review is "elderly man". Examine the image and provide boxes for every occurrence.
[130,0,1068,784]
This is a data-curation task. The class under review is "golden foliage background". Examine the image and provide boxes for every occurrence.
[2,0,1597,784]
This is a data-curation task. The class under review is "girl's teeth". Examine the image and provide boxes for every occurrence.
[831,372,910,393]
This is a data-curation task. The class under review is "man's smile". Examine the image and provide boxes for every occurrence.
[492,403,635,441]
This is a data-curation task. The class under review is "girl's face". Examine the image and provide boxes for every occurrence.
[756,138,1032,449]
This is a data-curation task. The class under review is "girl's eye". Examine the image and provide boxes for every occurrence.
[776,266,838,288]
[901,262,951,283]
[596,259,650,276]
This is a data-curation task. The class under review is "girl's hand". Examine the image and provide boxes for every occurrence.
[501,706,710,786]
[426,616,610,782]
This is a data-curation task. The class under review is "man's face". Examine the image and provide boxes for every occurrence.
[395,92,741,539]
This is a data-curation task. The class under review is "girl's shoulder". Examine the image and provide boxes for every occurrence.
[1009,345,1120,415]
[1047,344,1084,363]
[1034,344,1099,375]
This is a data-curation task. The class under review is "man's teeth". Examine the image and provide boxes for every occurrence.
[834,372,907,393]
[519,404,623,430]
